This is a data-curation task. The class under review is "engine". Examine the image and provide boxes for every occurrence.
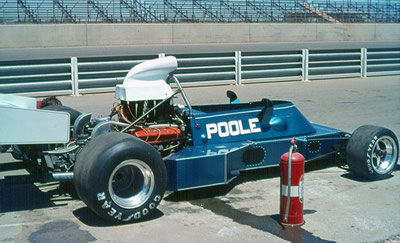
[111,99,185,155]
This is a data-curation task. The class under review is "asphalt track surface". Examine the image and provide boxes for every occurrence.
[0,75,399,242]
[1,41,400,61]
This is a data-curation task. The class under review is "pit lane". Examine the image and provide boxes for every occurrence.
[1,75,399,242]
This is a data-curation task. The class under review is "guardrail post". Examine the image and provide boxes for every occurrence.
[361,48,367,78]
[71,57,79,96]
[235,51,242,85]
[302,49,309,81]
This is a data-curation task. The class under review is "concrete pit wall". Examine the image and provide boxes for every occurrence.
[0,23,399,48]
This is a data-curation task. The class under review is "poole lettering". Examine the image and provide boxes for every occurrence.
[206,118,261,139]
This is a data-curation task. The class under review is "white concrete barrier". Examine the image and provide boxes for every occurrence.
[0,23,399,48]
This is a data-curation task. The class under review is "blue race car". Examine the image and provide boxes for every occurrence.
[0,56,398,223]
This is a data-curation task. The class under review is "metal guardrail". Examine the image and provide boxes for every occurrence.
[0,47,399,96]
[367,48,400,76]
[308,49,363,78]
[0,58,72,94]
[240,50,303,83]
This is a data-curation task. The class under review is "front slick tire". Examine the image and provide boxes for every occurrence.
[74,132,167,224]
[346,125,399,180]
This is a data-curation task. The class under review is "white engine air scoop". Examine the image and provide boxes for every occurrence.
[115,56,177,102]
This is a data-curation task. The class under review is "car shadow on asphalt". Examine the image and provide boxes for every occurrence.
[0,179,72,213]
[0,156,78,213]
[0,161,25,172]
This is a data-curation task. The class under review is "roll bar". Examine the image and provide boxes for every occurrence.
[169,74,193,117]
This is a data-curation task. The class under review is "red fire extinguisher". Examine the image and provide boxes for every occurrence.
[280,137,305,226]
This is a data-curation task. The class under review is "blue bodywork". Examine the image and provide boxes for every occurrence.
[166,100,349,191]
[0,57,350,194]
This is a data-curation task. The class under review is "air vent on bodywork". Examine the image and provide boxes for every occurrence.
[308,141,321,153]
[243,147,266,165]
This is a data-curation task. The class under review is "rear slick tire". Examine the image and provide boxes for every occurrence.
[73,132,167,223]
[346,125,399,180]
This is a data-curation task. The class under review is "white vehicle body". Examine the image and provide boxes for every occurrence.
[0,93,70,144]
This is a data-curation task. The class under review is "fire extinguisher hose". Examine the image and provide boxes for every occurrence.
[284,140,295,222]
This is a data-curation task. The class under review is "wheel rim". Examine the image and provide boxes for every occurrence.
[371,136,398,174]
[109,160,155,209]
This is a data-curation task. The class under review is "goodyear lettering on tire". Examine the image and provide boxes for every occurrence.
[96,192,162,222]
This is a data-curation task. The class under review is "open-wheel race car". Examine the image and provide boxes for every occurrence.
[0,56,398,223]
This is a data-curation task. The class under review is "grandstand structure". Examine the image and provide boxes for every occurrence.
[0,0,399,24]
